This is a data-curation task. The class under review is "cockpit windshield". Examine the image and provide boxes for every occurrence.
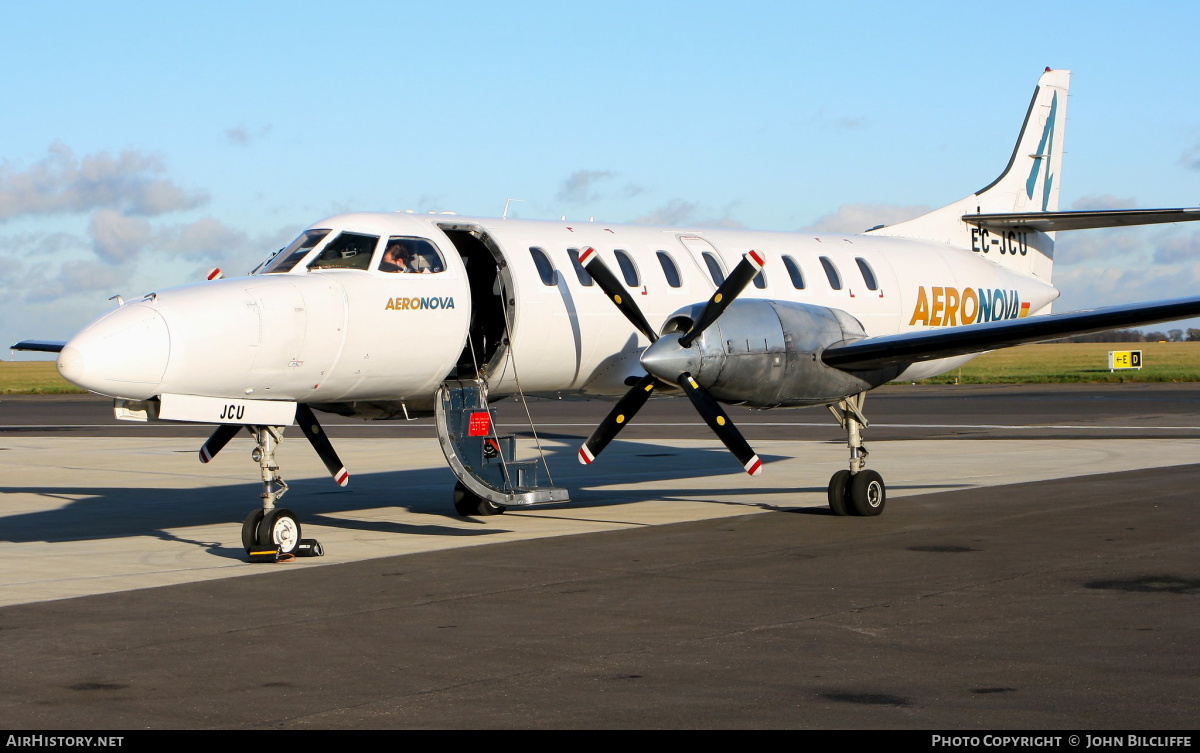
[307,232,379,271]
[259,229,330,274]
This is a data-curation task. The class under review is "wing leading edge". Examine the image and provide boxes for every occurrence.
[822,296,1200,371]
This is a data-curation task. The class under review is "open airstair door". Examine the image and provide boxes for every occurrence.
[438,223,512,380]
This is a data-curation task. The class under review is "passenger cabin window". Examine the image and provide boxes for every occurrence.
[855,257,879,290]
[567,248,594,286]
[656,251,682,288]
[262,229,330,274]
[819,256,842,290]
[307,232,378,271]
[530,247,557,286]
[614,250,639,287]
[782,255,806,289]
[378,237,445,274]
[702,252,726,285]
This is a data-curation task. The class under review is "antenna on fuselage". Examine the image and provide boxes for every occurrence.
[502,198,524,219]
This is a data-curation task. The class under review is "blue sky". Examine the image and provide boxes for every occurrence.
[4,1,1200,357]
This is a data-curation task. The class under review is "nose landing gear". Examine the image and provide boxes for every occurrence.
[238,426,305,559]
[826,393,886,517]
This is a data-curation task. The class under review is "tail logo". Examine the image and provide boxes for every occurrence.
[1025,91,1058,211]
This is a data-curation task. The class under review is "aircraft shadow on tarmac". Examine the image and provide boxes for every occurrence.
[0,436,973,548]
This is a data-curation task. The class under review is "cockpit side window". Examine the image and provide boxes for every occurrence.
[261,229,330,274]
[307,232,379,271]
[379,237,446,274]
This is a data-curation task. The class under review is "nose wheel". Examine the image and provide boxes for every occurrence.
[827,393,886,517]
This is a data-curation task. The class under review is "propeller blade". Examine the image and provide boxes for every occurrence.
[199,424,242,463]
[678,372,763,476]
[579,246,659,343]
[578,374,659,464]
[679,250,765,348]
[296,404,349,486]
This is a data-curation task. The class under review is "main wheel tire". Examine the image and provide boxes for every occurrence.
[257,508,303,554]
[827,470,852,516]
[241,509,265,553]
[453,481,506,517]
[848,470,886,517]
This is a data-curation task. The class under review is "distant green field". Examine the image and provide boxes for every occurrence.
[909,342,1200,384]
[0,361,87,394]
[2,342,1197,394]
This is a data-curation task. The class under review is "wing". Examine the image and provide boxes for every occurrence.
[963,208,1200,232]
[10,340,67,353]
[822,296,1200,371]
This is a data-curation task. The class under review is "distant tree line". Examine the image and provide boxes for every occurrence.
[1053,328,1200,343]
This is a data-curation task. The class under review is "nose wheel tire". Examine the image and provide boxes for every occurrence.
[257,508,303,554]
[453,481,506,517]
[827,470,852,516]
[848,470,886,516]
[241,509,266,552]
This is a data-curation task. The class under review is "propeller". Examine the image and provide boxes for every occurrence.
[577,246,764,475]
[197,403,349,486]
[295,404,350,486]
[199,424,242,464]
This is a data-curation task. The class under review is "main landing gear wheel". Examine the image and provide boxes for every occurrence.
[847,470,886,517]
[453,481,506,517]
[257,508,303,555]
[827,470,851,516]
[241,509,265,552]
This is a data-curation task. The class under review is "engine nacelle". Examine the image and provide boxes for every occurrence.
[659,299,904,408]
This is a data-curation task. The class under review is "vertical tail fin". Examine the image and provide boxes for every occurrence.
[870,68,1070,282]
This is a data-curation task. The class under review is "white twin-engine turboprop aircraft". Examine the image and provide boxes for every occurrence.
[15,68,1200,560]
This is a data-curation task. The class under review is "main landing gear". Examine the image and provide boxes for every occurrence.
[826,393,886,517]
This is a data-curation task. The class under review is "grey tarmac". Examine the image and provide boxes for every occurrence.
[0,384,1197,728]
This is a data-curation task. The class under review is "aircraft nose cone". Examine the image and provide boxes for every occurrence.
[640,333,703,382]
[58,303,170,399]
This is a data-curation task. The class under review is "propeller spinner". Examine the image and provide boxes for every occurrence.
[577,247,765,475]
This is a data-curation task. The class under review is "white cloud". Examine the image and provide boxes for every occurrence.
[1181,138,1200,171]
[803,203,930,233]
[224,124,273,147]
[0,142,207,221]
[89,209,153,262]
[556,169,616,204]
[632,198,745,228]
[1070,194,1138,211]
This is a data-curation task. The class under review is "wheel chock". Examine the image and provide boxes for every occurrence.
[247,547,280,563]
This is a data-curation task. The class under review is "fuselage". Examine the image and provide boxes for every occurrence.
[57,211,1060,415]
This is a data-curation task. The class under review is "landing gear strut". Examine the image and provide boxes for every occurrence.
[826,393,886,517]
[239,426,303,556]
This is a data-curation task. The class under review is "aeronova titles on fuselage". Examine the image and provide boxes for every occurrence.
[909,286,1030,326]
[384,296,456,311]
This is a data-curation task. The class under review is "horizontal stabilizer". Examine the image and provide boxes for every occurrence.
[963,207,1200,232]
[823,296,1200,371]
[10,340,67,353]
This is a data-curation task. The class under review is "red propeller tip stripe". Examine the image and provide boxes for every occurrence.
[578,247,596,265]
[199,448,213,464]
[335,469,349,486]
[748,250,764,268]
[578,446,595,464]
[745,456,763,476]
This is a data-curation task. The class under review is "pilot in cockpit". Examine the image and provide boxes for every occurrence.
[380,241,409,273]
[380,240,433,273]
